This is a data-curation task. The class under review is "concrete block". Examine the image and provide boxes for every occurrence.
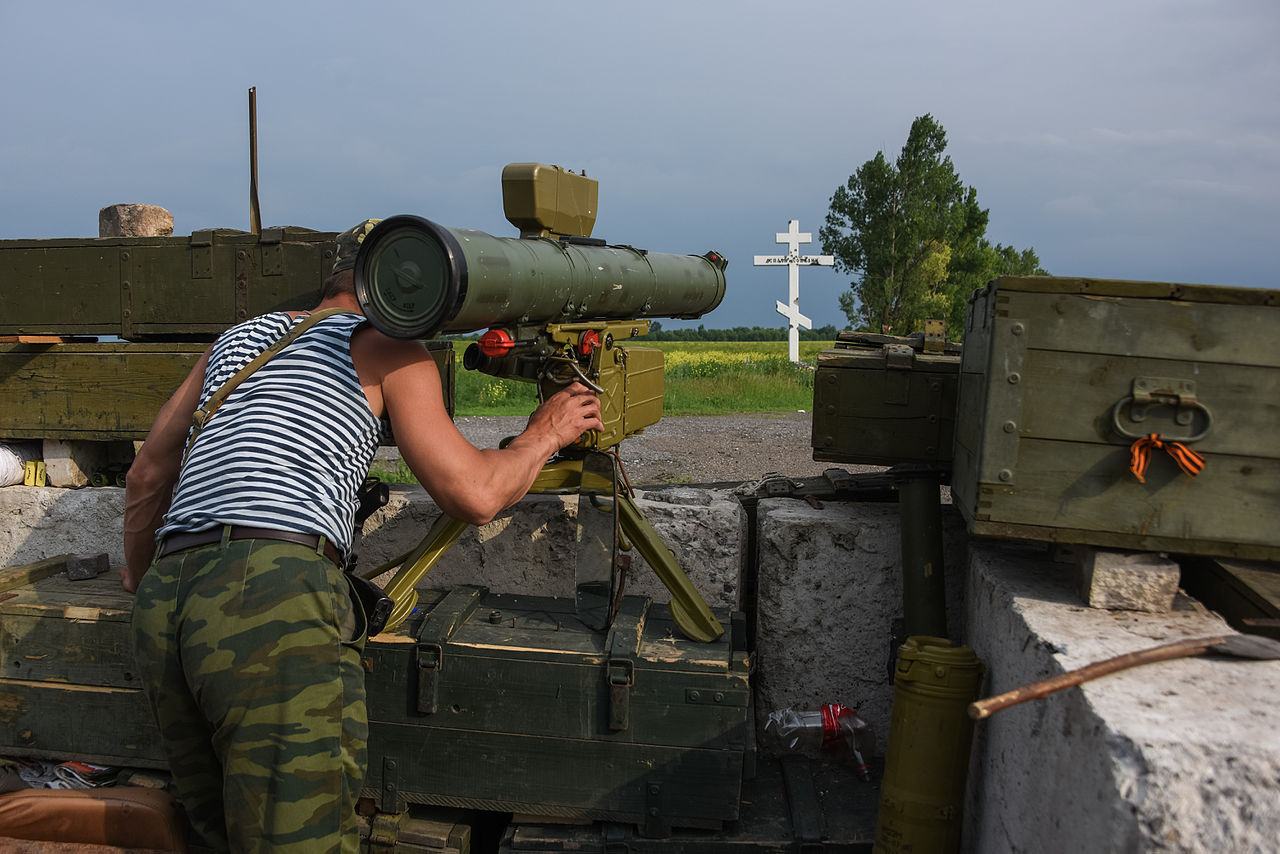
[964,540,1280,853]
[0,487,126,570]
[753,499,967,752]
[41,439,107,489]
[356,485,745,610]
[1077,547,1180,613]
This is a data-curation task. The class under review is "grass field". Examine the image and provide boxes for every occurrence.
[452,340,832,416]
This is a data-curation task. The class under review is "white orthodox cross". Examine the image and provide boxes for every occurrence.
[754,219,834,363]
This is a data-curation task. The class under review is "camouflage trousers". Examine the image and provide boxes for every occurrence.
[131,535,368,853]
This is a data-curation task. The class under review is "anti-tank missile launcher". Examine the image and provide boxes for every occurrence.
[354,163,727,452]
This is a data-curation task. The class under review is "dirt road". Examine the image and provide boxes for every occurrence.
[455,411,855,487]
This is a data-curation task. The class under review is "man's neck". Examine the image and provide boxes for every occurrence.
[313,292,363,314]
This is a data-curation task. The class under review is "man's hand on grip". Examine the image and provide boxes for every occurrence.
[529,382,604,450]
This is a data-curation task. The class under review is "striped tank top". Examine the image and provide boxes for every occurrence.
[157,311,382,559]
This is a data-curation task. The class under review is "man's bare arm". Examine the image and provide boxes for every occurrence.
[354,332,602,525]
[122,350,209,592]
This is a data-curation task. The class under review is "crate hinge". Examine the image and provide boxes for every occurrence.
[260,227,284,276]
[379,755,403,815]
[190,229,214,280]
[233,244,250,323]
[642,779,671,838]
[119,247,135,339]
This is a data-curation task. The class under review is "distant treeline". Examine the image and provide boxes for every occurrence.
[637,322,841,341]
[442,323,842,343]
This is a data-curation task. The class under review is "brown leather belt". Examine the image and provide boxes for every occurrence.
[157,526,342,566]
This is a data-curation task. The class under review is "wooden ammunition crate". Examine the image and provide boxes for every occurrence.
[0,228,333,340]
[0,557,164,768]
[499,757,876,853]
[953,276,1280,560]
[811,327,961,467]
[363,586,753,837]
[0,340,453,441]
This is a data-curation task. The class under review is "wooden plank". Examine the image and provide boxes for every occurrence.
[368,722,743,828]
[1004,288,1280,367]
[0,344,202,439]
[0,557,69,594]
[997,276,1280,307]
[1178,556,1280,640]
[972,438,1280,559]
[0,678,165,768]
[0,229,332,337]
[500,758,878,852]
[1014,349,1277,458]
[0,572,133,621]
[0,613,139,687]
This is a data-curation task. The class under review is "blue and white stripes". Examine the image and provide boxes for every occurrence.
[157,312,382,558]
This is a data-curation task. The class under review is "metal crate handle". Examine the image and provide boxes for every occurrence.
[1110,377,1213,443]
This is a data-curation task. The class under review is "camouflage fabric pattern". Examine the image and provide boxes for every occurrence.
[331,218,381,275]
[131,537,368,853]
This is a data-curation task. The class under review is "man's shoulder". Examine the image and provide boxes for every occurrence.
[350,325,433,370]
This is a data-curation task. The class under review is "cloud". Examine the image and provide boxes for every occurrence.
[1044,194,1105,219]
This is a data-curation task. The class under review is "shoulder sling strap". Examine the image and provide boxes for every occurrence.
[183,308,358,463]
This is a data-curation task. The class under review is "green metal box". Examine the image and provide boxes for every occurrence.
[811,329,961,467]
[362,586,753,836]
[953,276,1280,560]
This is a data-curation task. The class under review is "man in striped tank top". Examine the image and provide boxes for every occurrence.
[122,220,602,853]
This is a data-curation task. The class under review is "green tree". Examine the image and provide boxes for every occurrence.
[821,115,1044,337]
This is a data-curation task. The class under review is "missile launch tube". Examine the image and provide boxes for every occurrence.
[353,215,727,339]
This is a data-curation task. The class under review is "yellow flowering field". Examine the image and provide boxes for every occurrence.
[452,340,834,415]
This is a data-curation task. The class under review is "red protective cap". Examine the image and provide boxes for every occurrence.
[578,329,600,358]
[477,328,516,357]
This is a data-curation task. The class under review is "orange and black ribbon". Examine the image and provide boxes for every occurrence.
[1129,433,1206,484]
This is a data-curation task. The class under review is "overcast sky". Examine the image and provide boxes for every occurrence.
[2,0,1276,330]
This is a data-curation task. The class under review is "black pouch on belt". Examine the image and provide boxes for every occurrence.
[347,573,393,638]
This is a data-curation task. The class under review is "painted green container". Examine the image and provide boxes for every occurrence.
[953,276,1280,561]
[363,586,752,837]
[874,637,983,854]
[811,328,961,467]
[0,227,333,339]
[0,559,164,768]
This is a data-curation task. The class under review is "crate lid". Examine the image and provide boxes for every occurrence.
[993,276,1280,306]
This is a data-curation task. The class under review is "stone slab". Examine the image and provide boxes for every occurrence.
[0,486,745,614]
[964,540,1280,853]
[753,499,968,753]
[0,487,126,570]
[357,485,745,611]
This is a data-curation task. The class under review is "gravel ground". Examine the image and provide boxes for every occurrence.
[450,410,852,487]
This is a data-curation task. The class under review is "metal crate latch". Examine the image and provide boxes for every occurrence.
[607,657,634,731]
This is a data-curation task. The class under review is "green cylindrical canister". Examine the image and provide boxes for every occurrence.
[874,636,984,853]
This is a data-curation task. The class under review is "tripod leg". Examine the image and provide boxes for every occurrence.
[616,494,723,643]
[379,514,470,632]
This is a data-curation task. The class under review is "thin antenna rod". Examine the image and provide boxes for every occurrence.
[249,87,261,234]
